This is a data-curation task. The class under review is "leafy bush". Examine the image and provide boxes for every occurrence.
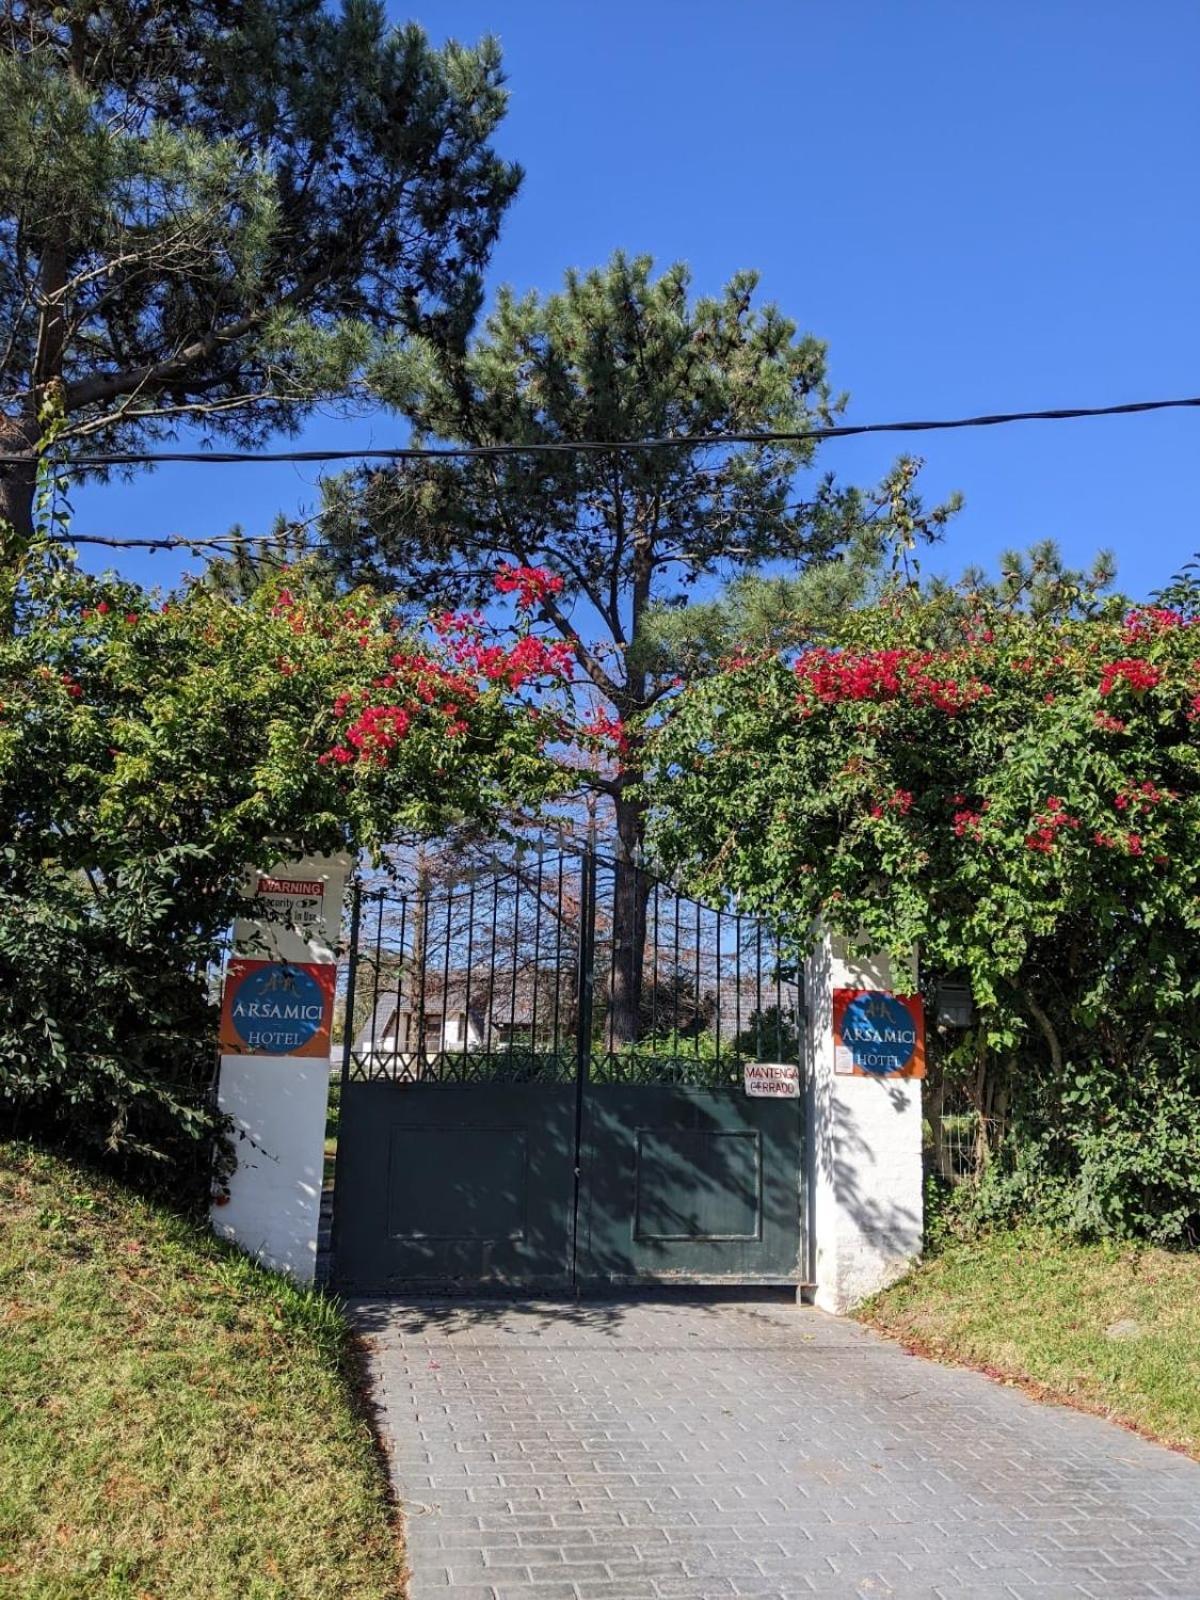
[733,1005,800,1062]
[969,1048,1200,1245]
[0,557,560,1196]
[649,589,1200,1242]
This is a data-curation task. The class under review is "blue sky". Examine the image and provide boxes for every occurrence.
[74,0,1200,598]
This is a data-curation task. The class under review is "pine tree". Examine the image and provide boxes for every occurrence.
[0,1,520,558]
[321,252,957,1043]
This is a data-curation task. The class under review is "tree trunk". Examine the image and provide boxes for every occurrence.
[970,1041,991,1178]
[601,513,657,1054]
[606,785,651,1052]
[0,416,39,636]
[924,1058,955,1181]
[0,416,37,544]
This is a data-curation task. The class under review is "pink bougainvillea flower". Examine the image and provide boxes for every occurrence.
[493,563,565,610]
[1099,658,1163,696]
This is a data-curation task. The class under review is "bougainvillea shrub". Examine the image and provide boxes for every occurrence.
[0,559,563,1189]
[648,594,1200,1241]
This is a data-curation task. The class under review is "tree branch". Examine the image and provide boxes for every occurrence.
[1023,988,1063,1076]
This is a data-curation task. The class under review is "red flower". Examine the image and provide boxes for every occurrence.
[1099,658,1163,696]
[493,563,565,610]
[317,745,354,767]
[953,808,984,839]
[582,709,630,756]
[1122,607,1188,643]
[345,703,412,764]
[431,609,486,636]
[793,646,988,714]
[1114,781,1168,815]
[1024,799,1081,853]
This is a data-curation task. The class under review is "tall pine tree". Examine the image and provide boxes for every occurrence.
[321,252,956,1043]
[0,0,520,554]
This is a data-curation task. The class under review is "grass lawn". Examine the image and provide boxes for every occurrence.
[861,1227,1200,1458]
[0,1141,401,1599]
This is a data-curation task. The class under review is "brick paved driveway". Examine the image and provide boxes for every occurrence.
[351,1295,1200,1600]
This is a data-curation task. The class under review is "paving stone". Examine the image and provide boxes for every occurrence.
[351,1295,1200,1598]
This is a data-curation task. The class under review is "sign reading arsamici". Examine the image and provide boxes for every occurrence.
[218,957,336,1058]
[832,989,925,1078]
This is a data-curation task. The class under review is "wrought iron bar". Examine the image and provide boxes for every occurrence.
[463,880,475,1070]
[340,882,362,1090]
[344,847,803,1090]
[551,854,564,1056]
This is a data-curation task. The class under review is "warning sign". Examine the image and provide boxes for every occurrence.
[743,1061,801,1098]
[833,989,925,1079]
[241,873,325,932]
[219,959,336,1059]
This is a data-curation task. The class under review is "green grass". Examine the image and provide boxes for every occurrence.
[0,1141,402,1599]
[861,1228,1200,1457]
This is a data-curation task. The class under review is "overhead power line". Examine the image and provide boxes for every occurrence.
[5,392,1200,469]
[48,531,274,553]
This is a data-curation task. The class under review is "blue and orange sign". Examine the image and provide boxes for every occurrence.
[833,989,925,1079]
[219,959,336,1058]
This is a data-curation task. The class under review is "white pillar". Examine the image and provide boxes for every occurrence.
[210,852,351,1282]
[804,932,924,1314]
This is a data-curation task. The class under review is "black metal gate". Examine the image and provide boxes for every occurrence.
[331,848,807,1293]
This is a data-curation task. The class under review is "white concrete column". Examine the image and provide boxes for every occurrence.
[804,932,924,1314]
[210,852,351,1282]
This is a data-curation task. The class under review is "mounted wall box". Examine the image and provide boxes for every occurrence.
[935,980,974,1029]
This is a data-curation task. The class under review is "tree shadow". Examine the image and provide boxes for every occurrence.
[348,1284,797,1341]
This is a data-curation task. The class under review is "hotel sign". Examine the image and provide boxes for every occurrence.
[218,958,336,1058]
[833,989,925,1079]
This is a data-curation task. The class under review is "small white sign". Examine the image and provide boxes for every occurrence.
[744,1060,801,1098]
[232,854,351,964]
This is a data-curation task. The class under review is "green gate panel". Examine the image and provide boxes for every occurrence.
[634,1128,761,1241]
[333,1082,576,1292]
[386,1127,529,1240]
[576,1086,804,1287]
